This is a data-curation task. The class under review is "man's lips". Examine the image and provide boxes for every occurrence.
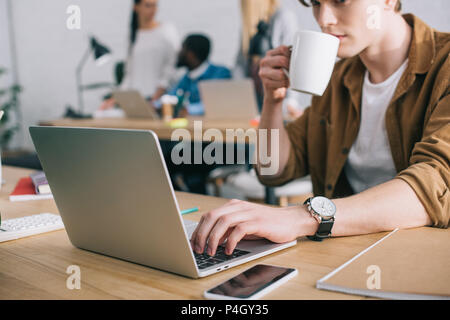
[324,31,347,40]
[329,33,347,41]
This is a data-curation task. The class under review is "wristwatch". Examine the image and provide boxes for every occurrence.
[304,196,336,241]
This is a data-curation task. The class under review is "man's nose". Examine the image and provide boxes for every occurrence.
[316,3,339,30]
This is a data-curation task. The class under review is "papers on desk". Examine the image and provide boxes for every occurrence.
[9,174,53,202]
[316,228,450,300]
[93,108,125,119]
[30,171,51,195]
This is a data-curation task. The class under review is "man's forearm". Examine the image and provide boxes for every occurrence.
[257,100,292,177]
[331,179,432,237]
[259,98,284,129]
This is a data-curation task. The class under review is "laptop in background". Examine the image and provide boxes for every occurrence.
[29,126,297,278]
[112,90,159,119]
[199,79,259,120]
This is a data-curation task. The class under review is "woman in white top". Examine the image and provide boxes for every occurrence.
[121,0,180,100]
[101,0,180,110]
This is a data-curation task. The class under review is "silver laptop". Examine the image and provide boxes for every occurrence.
[29,127,296,278]
[112,90,159,119]
[199,79,259,120]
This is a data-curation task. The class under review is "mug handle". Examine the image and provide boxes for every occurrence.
[282,45,294,79]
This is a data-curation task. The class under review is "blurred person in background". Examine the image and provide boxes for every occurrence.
[100,0,180,110]
[243,0,305,119]
[156,34,232,194]
[164,34,232,116]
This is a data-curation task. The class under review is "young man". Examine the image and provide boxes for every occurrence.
[159,35,232,193]
[190,0,449,257]
[167,34,232,115]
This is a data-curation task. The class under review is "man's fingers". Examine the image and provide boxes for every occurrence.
[266,45,291,58]
[191,200,247,253]
[218,228,233,246]
[225,222,258,255]
[259,67,287,82]
[206,212,252,256]
[189,215,204,250]
[262,79,290,90]
[260,55,290,70]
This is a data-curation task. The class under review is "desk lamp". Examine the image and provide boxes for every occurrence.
[73,36,112,117]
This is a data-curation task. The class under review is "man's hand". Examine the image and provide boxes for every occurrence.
[259,45,292,106]
[99,98,116,110]
[190,199,317,256]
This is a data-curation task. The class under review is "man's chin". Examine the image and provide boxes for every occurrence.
[337,52,353,59]
[337,46,361,59]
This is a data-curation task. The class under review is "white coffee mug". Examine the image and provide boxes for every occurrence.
[286,30,340,96]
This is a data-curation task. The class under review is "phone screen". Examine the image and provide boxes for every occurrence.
[206,264,296,299]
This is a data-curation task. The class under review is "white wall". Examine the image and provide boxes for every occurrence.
[0,0,13,87]
[4,0,450,150]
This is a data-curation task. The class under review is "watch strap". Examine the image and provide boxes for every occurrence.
[307,219,334,242]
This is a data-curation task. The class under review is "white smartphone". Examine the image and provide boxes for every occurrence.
[203,264,298,300]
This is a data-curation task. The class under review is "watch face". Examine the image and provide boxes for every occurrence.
[311,197,336,218]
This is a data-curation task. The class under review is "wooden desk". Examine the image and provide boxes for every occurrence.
[40,117,256,143]
[0,166,387,300]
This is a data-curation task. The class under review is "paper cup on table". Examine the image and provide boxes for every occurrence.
[161,95,178,122]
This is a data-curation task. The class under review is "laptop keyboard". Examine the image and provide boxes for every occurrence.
[194,246,250,270]
[183,219,250,270]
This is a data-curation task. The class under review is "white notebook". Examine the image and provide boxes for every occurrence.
[317,228,450,300]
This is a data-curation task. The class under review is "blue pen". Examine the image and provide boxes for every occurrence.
[181,207,199,215]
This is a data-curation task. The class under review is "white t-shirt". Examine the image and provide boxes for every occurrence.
[344,59,409,194]
[121,22,180,98]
